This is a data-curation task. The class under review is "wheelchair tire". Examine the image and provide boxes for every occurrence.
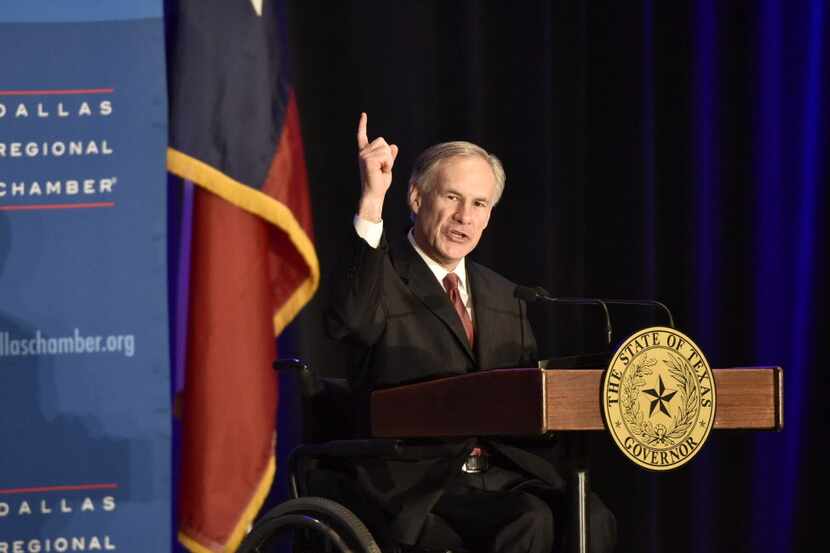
[237,496,381,553]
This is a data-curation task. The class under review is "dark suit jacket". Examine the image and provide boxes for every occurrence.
[327,231,538,386]
[325,230,565,545]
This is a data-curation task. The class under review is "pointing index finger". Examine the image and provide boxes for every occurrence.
[357,112,369,149]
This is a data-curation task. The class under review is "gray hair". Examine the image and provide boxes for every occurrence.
[407,141,506,207]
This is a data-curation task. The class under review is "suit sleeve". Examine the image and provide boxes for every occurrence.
[324,229,388,347]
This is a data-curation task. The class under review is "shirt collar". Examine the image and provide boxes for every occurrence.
[407,229,468,292]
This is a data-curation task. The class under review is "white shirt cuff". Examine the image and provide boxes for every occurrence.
[354,215,384,248]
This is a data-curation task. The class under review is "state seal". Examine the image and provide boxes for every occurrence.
[602,327,716,471]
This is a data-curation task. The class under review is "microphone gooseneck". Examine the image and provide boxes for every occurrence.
[514,285,676,346]
[514,286,613,346]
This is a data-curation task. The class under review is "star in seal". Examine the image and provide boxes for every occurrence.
[643,375,677,417]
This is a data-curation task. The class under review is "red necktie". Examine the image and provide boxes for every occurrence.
[443,273,474,348]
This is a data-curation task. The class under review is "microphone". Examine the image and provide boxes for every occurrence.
[515,286,613,346]
[514,286,676,347]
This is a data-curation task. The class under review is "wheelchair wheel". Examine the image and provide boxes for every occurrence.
[237,496,381,553]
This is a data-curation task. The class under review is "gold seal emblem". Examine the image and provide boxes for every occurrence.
[602,327,716,471]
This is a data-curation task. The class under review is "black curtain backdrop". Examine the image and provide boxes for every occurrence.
[273,2,828,551]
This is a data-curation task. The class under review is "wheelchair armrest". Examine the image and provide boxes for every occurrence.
[274,357,323,398]
[287,438,475,478]
[274,358,358,442]
[286,437,476,499]
[289,439,405,461]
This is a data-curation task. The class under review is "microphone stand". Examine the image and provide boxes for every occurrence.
[514,285,675,553]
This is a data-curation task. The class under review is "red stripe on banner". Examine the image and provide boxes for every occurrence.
[0,88,114,96]
[0,202,115,211]
[0,483,119,495]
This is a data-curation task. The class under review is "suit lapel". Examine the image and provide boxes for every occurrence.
[469,261,498,369]
[391,236,476,363]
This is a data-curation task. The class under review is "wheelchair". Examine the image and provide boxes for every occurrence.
[237,359,597,553]
[237,359,469,553]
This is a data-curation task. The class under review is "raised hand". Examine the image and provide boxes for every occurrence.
[356,112,398,222]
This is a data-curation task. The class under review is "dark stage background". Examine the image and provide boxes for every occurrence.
[262,1,826,552]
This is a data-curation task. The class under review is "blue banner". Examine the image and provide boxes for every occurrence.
[0,2,170,552]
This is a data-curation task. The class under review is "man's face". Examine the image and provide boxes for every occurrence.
[409,155,497,270]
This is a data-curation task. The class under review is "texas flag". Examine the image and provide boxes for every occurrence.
[166,1,318,551]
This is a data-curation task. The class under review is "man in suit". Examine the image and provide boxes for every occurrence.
[326,113,615,552]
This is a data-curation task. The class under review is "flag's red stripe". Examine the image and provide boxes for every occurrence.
[0,202,115,211]
[179,190,278,543]
[0,88,114,96]
[0,483,119,495]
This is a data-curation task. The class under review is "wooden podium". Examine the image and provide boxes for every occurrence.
[371,365,782,552]
[371,366,783,438]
